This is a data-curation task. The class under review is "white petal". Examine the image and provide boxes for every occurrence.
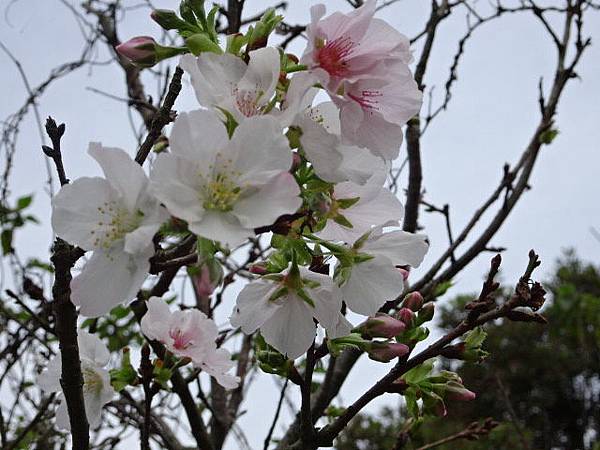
[230,280,281,334]
[181,53,246,108]
[188,211,250,248]
[233,173,301,229]
[150,153,205,224]
[201,348,240,389]
[124,222,162,255]
[278,71,319,127]
[39,356,62,393]
[329,313,353,339]
[337,145,386,185]
[88,143,148,212]
[260,293,316,359]
[301,268,342,330]
[362,230,429,267]
[237,47,280,105]
[227,116,292,186]
[78,330,110,366]
[51,177,116,250]
[71,247,150,318]
[84,392,105,430]
[55,398,71,430]
[342,256,404,316]
[169,109,229,162]
[140,296,172,343]
[342,188,404,234]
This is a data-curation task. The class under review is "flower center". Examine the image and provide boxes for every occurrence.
[315,36,355,77]
[91,201,143,250]
[82,365,104,396]
[201,172,241,212]
[348,89,383,113]
[169,328,193,350]
[233,86,266,118]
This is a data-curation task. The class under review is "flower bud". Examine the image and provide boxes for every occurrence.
[417,302,435,324]
[396,307,416,328]
[445,382,477,402]
[402,291,424,312]
[151,9,189,30]
[116,36,158,67]
[368,342,410,362]
[357,313,405,339]
[249,264,268,275]
[291,152,302,171]
[191,265,215,298]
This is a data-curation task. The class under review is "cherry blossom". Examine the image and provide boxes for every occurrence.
[140,296,239,389]
[301,0,413,92]
[150,110,302,247]
[51,144,168,317]
[39,330,115,430]
[316,169,404,243]
[338,227,429,316]
[230,265,343,359]
[180,47,280,123]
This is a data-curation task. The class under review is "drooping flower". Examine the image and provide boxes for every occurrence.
[337,226,429,316]
[316,169,404,244]
[150,110,302,247]
[51,144,168,317]
[40,330,115,430]
[230,265,343,359]
[180,47,281,123]
[301,0,413,93]
[140,296,240,389]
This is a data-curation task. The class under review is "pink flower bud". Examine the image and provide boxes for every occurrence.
[192,265,216,298]
[249,264,268,275]
[358,313,405,338]
[291,152,302,171]
[396,308,416,328]
[402,291,424,312]
[116,36,157,67]
[368,342,410,362]
[445,385,477,402]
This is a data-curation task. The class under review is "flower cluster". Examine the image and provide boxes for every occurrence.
[48,0,429,416]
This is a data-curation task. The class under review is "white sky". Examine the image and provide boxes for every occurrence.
[1,0,599,448]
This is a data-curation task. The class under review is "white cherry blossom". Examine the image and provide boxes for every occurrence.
[339,227,429,316]
[230,266,342,359]
[180,47,280,123]
[150,110,302,247]
[141,297,239,389]
[39,330,115,430]
[316,169,403,244]
[51,144,168,317]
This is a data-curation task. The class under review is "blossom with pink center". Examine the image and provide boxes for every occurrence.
[301,0,413,92]
[140,297,239,389]
[332,69,423,159]
[180,47,280,124]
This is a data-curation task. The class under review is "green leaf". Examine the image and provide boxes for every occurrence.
[402,359,434,384]
[16,195,33,210]
[186,33,222,55]
[337,197,360,209]
[1,229,13,255]
[539,128,559,145]
[333,213,353,228]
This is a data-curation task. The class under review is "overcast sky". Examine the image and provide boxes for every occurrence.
[1,0,599,448]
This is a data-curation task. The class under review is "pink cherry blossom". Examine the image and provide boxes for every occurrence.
[141,297,239,389]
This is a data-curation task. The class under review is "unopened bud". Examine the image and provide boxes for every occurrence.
[357,313,405,339]
[445,382,477,402]
[192,265,216,298]
[116,36,158,67]
[396,308,416,328]
[286,53,299,64]
[402,291,424,312]
[417,302,435,324]
[440,342,466,360]
[151,9,189,30]
[397,267,410,281]
[249,264,268,275]
[291,152,302,171]
[368,342,410,363]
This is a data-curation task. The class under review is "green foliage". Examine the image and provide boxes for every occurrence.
[0,194,38,255]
